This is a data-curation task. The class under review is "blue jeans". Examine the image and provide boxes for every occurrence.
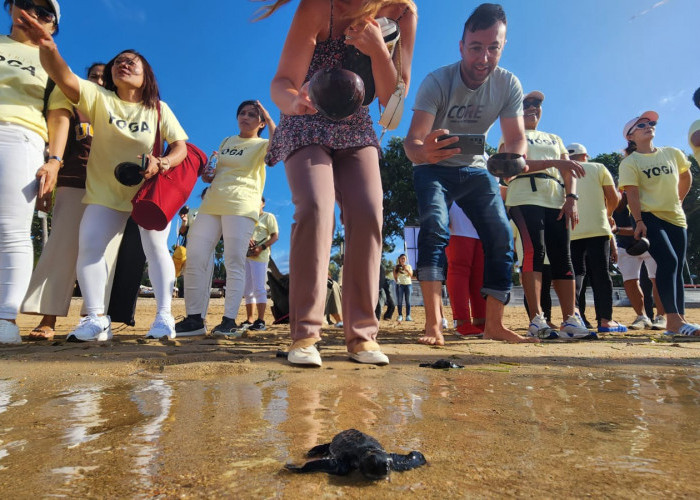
[395,283,412,316]
[642,212,687,315]
[413,165,513,303]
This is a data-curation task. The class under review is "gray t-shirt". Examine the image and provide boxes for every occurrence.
[412,62,523,168]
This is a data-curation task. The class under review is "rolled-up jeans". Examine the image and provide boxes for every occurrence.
[413,164,513,304]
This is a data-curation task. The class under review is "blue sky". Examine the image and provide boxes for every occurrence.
[52,0,698,271]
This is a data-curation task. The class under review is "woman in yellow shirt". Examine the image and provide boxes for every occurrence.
[175,100,276,338]
[502,91,590,340]
[20,14,190,342]
[618,111,697,336]
[0,0,60,344]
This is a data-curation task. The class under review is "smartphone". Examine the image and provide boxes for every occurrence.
[141,154,149,171]
[437,134,486,155]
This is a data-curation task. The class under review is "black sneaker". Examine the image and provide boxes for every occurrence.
[239,320,252,330]
[212,316,241,338]
[174,315,206,336]
[248,319,266,331]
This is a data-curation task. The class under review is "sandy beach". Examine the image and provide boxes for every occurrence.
[0,298,698,497]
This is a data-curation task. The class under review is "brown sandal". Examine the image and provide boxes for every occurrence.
[28,326,55,341]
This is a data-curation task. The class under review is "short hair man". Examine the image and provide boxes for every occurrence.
[404,3,582,345]
[689,87,700,158]
[566,143,628,332]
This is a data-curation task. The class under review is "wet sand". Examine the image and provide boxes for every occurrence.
[1,298,699,497]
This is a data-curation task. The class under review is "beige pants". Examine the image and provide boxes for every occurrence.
[284,145,383,353]
[21,187,120,317]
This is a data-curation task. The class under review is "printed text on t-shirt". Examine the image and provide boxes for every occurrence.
[448,104,484,123]
[642,165,674,178]
[108,111,151,133]
[221,148,245,156]
[0,54,38,78]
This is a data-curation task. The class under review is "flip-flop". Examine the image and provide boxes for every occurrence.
[597,324,628,333]
[665,323,700,336]
[27,326,55,341]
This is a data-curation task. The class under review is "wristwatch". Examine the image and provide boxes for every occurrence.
[261,243,267,250]
[566,193,579,200]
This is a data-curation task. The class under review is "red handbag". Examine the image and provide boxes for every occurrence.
[131,103,208,231]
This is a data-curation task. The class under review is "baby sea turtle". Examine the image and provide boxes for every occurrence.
[285,428,427,480]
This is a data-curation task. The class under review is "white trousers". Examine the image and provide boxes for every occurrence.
[21,187,120,316]
[244,259,268,304]
[0,123,45,320]
[184,213,255,319]
[77,204,174,315]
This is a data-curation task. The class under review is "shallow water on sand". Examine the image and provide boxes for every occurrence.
[0,365,699,498]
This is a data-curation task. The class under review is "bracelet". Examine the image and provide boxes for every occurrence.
[47,155,63,166]
[159,157,171,171]
[635,219,643,223]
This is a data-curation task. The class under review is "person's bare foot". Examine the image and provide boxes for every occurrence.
[418,334,444,346]
[483,325,540,343]
[418,323,444,346]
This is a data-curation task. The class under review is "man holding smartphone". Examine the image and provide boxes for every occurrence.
[404,3,538,345]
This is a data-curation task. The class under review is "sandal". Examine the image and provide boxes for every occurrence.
[28,325,55,341]
[665,323,700,336]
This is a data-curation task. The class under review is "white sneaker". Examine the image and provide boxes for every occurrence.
[441,318,449,330]
[560,315,593,339]
[146,313,176,339]
[288,345,322,367]
[397,315,403,322]
[68,315,112,342]
[629,315,652,330]
[651,315,667,330]
[528,313,558,339]
[349,350,390,366]
[0,320,21,345]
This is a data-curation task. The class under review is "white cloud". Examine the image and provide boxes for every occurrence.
[629,0,671,21]
[658,90,686,108]
[98,0,147,23]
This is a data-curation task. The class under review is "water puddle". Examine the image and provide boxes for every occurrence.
[0,367,697,496]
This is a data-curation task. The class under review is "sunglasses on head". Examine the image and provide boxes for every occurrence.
[523,99,542,109]
[628,120,657,135]
[13,0,56,24]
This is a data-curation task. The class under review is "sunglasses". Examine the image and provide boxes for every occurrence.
[627,120,657,136]
[13,0,56,24]
[523,99,542,109]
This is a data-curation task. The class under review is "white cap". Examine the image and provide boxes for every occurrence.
[622,110,658,140]
[47,1,60,24]
[566,143,587,156]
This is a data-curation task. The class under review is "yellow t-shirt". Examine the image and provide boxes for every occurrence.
[0,35,50,141]
[395,264,413,285]
[689,119,700,159]
[71,78,188,212]
[248,211,279,263]
[570,162,615,240]
[618,147,691,228]
[504,129,567,209]
[199,135,268,220]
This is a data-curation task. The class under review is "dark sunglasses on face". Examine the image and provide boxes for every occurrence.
[633,120,657,130]
[523,99,542,109]
[13,0,56,24]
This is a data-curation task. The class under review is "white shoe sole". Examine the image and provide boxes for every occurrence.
[174,327,206,337]
[349,351,390,366]
[68,329,112,342]
[288,346,322,367]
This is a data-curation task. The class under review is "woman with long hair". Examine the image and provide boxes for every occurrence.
[618,111,696,336]
[260,0,417,366]
[393,253,413,321]
[175,100,276,337]
[0,0,60,344]
[19,13,189,341]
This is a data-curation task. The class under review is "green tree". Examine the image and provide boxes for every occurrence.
[379,136,419,253]
[590,151,623,182]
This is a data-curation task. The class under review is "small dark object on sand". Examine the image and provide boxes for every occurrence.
[285,429,426,480]
[419,359,464,369]
[487,152,526,177]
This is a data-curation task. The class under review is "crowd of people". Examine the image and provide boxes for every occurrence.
[0,1,697,369]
